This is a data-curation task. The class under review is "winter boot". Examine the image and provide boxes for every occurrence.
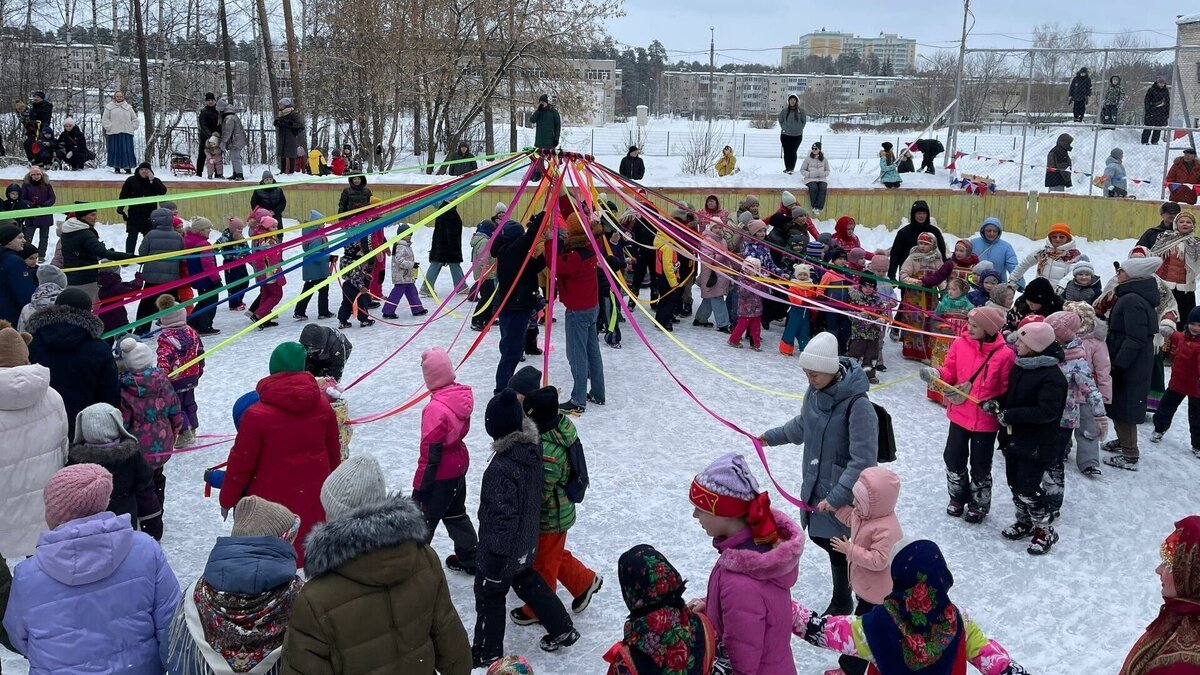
[524,328,543,355]
[1102,439,1124,453]
[1104,454,1139,471]
[540,628,581,653]
[445,554,475,575]
[1001,520,1034,540]
[509,607,540,626]
[946,499,965,518]
[822,561,854,616]
[1027,526,1059,555]
[572,575,604,613]
[1150,431,1164,443]
[963,504,987,524]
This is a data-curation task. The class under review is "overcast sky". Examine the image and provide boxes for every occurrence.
[606,1,1187,67]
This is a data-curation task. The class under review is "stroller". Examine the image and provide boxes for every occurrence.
[170,152,196,176]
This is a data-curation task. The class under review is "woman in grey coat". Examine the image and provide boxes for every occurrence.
[760,331,877,617]
[777,94,807,174]
[219,102,248,180]
[134,208,183,333]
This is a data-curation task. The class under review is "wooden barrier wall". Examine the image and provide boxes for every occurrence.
[53,179,1170,241]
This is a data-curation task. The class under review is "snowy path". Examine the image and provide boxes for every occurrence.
[3,220,1198,674]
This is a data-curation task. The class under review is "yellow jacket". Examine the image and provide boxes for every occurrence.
[715,153,737,177]
[655,234,679,287]
[308,148,328,175]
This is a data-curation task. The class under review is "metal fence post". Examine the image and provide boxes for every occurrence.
[591,129,595,155]
[666,131,670,157]
[742,133,746,156]
[857,136,861,159]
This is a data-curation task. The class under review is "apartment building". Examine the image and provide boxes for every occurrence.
[781,30,917,74]
[663,70,902,118]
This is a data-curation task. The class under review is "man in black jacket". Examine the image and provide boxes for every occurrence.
[1141,76,1171,145]
[886,200,947,279]
[916,138,945,174]
[618,146,645,181]
[492,215,546,393]
[28,91,52,131]
[447,141,478,176]
[1068,67,1092,122]
[1136,202,1182,248]
[197,93,221,177]
[60,206,134,301]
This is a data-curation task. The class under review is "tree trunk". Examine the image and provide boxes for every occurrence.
[483,97,494,154]
[281,0,303,109]
[255,0,280,107]
[132,0,154,156]
[218,0,233,100]
[412,100,422,156]
[509,73,517,152]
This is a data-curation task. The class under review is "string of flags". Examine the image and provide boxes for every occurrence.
[954,150,1200,193]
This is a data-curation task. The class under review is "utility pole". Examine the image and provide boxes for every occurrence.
[708,27,715,123]
[947,0,970,165]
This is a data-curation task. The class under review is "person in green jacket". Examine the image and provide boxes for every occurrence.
[531,95,561,150]
[508,382,602,626]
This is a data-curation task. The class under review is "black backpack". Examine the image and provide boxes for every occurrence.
[564,437,589,503]
[845,393,897,463]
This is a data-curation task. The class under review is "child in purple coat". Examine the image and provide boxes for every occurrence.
[687,452,802,674]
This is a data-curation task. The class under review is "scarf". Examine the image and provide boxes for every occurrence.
[194,577,301,672]
[862,540,964,675]
[619,545,707,675]
[1121,516,1200,675]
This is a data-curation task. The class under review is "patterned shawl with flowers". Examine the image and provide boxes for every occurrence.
[1121,515,1200,675]
[194,577,302,672]
[861,540,965,675]
[619,544,708,675]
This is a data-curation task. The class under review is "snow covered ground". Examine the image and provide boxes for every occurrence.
[0,118,1186,200]
[3,217,1199,674]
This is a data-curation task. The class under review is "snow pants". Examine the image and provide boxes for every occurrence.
[944,423,996,513]
[521,531,597,617]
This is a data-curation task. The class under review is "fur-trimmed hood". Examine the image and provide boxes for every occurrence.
[302,493,429,579]
[24,304,104,340]
[68,438,141,464]
[714,509,803,586]
[490,416,540,459]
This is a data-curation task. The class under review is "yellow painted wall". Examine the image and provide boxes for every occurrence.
[56,179,1168,241]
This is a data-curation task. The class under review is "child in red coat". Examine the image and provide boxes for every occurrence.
[1152,305,1200,458]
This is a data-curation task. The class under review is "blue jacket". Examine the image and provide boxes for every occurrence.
[0,247,36,325]
[969,217,1018,283]
[3,512,180,675]
[301,214,331,282]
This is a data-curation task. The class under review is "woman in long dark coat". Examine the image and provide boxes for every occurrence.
[421,202,465,297]
[1104,254,1163,471]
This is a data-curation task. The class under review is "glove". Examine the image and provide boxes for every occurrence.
[918,367,940,384]
[1095,416,1109,440]
[1161,322,1176,339]
[204,468,226,489]
[996,411,1009,427]
[981,399,1002,415]
[705,271,719,288]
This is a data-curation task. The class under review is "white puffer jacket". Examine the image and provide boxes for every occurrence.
[102,99,139,135]
[1010,237,1082,287]
[0,364,69,558]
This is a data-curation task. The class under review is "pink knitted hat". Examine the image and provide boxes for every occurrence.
[44,464,113,529]
[1045,311,1082,343]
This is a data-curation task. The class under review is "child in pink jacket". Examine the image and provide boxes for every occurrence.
[830,466,903,675]
[414,346,478,574]
[688,453,802,675]
[1064,301,1111,474]
[920,306,1015,524]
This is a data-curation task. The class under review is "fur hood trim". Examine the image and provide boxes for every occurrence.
[491,417,539,455]
[24,304,104,338]
[68,439,141,463]
[715,509,804,580]
[302,493,428,579]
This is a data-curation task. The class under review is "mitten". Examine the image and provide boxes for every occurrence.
[1160,321,1176,338]
[981,399,1002,415]
[204,468,226,489]
[918,367,941,384]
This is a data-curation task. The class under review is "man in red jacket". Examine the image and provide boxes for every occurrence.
[555,221,605,416]
[219,342,341,567]
[1166,148,1200,205]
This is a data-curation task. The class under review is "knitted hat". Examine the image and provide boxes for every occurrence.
[737,210,753,226]
[161,201,179,212]
[882,141,894,150]
[74,402,138,445]
[793,263,812,282]
[56,287,93,311]
[689,453,779,545]
[485,389,525,440]
[848,248,866,266]
[967,307,1005,337]
[746,219,767,237]
[231,496,300,541]
[508,365,542,396]
[916,232,936,247]
[190,217,214,235]
[790,205,808,220]
[1119,255,1163,280]
[971,260,994,276]
[256,216,278,232]
[1045,311,1082,343]
[321,454,389,521]
[990,283,1016,308]
[44,464,113,529]
[954,239,973,255]
[1188,306,1200,325]
[1176,211,1196,228]
[269,342,307,374]
[278,97,293,107]
[1022,277,1057,306]
[37,264,67,289]
[818,231,833,246]
[824,246,847,263]
[867,252,890,275]
[798,331,841,375]
[1047,223,1072,239]
[494,202,508,217]
[979,269,1001,285]
[487,656,534,675]
[0,321,32,367]
[1070,260,1095,278]
[421,347,455,390]
[805,240,825,258]
[859,276,878,288]
[523,386,561,429]
[156,294,187,328]
[227,216,245,231]
[119,337,156,372]
[781,190,796,207]
[0,221,20,247]
[1015,322,1056,353]
[1017,314,1044,329]
[232,391,260,430]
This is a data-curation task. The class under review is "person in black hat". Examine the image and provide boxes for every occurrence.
[619,145,645,181]
[0,221,35,325]
[28,91,52,131]
[197,93,221,177]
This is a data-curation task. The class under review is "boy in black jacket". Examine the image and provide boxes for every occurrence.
[492,215,547,393]
[472,389,578,668]
[985,322,1068,555]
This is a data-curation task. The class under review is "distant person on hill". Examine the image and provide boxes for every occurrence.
[1102,74,1125,128]
[1142,76,1171,145]
[448,141,477,176]
[618,145,644,181]
[1045,133,1073,192]
[778,94,807,174]
[916,137,945,174]
[878,142,901,189]
[1104,148,1128,198]
[1068,67,1092,122]
[715,144,737,176]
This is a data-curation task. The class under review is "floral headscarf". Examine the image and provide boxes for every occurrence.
[861,540,964,674]
[1121,515,1200,675]
[618,544,707,675]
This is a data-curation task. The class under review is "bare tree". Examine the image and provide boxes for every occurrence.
[801,79,842,119]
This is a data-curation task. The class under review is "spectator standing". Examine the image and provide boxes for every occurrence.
[273,97,306,174]
[1045,133,1074,192]
[58,208,133,301]
[102,91,138,174]
[0,224,35,325]
[555,228,605,413]
[618,145,645,181]
[1102,74,1125,127]
[1068,67,1092,122]
[448,141,478,176]
[715,144,737,176]
[1104,148,1129,198]
[1166,148,1200,205]
[28,91,52,131]
[19,166,54,261]
[530,94,560,181]
[56,118,92,170]
[219,101,247,180]
[800,142,830,213]
[423,202,466,297]
[196,92,220,177]
[117,162,167,255]
[1142,76,1171,145]
[778,94,807,174]
[879,142,901,188]
[1104,255,1164,471]
[252,171,288,224]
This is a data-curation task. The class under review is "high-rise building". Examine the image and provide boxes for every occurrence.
[781,30,917,73]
